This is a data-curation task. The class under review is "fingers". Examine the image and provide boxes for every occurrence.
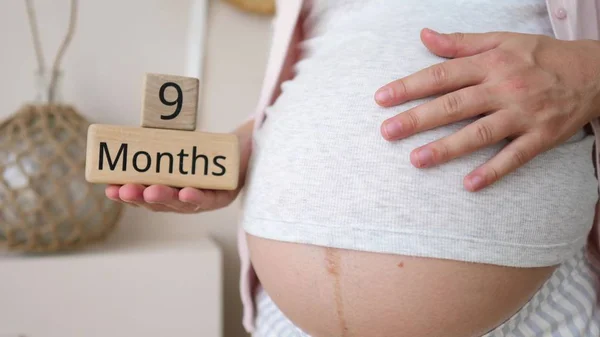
[420,28,507,59]
[105,185,121,201]
[106,184,193,213]
[118,184,146,206]
[463,132,546,191]
[116,184,170,211]
[375,29,510,107]
[105,183,238,213]
[144,203,177,212]
[375,57,485,107]
[408,111,517,168]
[180,188,237,211]
[178,187,205,205]
[381,84,499,141]
[143,185,200,213]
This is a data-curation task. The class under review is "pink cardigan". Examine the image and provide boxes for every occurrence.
[238,0,600,332]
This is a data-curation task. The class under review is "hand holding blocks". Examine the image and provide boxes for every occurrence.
[85,73,240,190]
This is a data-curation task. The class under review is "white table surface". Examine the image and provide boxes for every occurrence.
[0,236,222,337]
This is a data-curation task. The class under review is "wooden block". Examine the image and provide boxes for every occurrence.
[141,73,199,131]
[85,124,239,190]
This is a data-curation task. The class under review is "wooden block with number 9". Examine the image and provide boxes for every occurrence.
[141,73,199,131]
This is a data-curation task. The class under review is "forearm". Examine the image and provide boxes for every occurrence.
[576,39,600,119]
[235,117,255,138]
[233,117,255,189]
[592,40,600,116]
[235,117,255,157]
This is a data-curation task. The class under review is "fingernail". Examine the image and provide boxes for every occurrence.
[383,120,403,139]
[426,28,440,36]
[122,200,139,207]
[467,175,484,191]
[414,148,433,168]
[375,87,393,104]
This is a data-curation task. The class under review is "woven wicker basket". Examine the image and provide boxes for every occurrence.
[0,103,123,252]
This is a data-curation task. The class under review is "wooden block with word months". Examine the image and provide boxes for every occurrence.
[85,124,239,190]
[141,73,199,131]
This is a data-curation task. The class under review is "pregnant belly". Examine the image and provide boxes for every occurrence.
[247,234,555,337]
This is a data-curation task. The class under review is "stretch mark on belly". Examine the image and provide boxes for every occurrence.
[325,248,349,336]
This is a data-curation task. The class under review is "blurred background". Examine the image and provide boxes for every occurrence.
[0,0,273,336]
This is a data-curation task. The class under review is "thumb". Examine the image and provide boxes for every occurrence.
[420,28,508,58]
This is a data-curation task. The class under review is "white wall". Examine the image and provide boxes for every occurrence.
[0,1,272,336]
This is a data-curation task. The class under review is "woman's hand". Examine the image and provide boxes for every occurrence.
[105,119,254,213]
[375,28,600,192]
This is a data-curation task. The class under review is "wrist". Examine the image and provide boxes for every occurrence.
[594,41,600,118]
[234,118,254,151]
[231,118,254,190]
[579,39,600,119]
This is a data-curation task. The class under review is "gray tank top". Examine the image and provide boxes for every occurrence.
[241,0,598,267]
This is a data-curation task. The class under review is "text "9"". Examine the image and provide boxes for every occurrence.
[159,82,183,120]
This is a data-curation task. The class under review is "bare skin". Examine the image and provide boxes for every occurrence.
[104,28,600,337]
[102,120,564,337]
[104,119,254,212]
[247,234,554,337]
[376,29,600,191]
